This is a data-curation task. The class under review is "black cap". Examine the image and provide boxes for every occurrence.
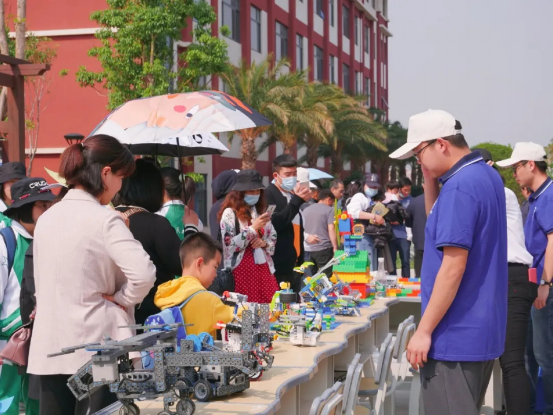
[0,162,26,184]
[365,173,381,188]
[232,169,265,192]
[4,177,56,215]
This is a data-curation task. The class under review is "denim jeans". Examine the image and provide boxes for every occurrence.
[389,238,411,277]
[358,235,377,271]
[531,289,553,414]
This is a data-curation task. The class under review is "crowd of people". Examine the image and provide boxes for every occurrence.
[0,109,551,415]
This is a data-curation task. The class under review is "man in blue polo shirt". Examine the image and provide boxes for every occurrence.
[390,110,507,415]
[498,142,553,414]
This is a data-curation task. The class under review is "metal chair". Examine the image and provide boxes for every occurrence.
[357,341,395,415]
[310,382,343,415]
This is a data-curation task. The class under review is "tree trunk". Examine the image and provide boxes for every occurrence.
[240,129,257,170]
[0,1,9,121]
[306,141,318,167]
[15,0,26,59]
[390,165,397,181]
[331,144,344,178]
[398,162,406,179]
[415,164,423,187]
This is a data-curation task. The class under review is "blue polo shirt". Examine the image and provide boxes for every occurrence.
[421,152,507,361]
[524,177,553,278]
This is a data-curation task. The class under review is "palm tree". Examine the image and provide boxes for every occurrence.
[220,56,305,169]
[329,102,387,177]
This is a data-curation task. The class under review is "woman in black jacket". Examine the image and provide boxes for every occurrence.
[114,159,198,324]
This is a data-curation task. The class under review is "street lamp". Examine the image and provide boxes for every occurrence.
[64,133,85,146]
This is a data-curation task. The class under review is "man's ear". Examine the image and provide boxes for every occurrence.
[195,257,204,270]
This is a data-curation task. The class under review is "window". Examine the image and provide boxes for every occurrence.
[384,63,387,89]
[330,0,335,27]
[251,6,261,53]
[383,0,388,17]
[314,46,323,81]
[342,6,350,38]
[354,17,359,46]
[275,22,288,61]
[316,0,323,17]
[222,0,240,43]
[193,174,208,225]
[364,25,370,54]
[343,63,350,93]
[296,34,304,71]
[329,55,336,83]
[364,77,370,105]
[355,71,360,94]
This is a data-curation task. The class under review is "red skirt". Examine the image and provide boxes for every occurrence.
[233,246,279,303]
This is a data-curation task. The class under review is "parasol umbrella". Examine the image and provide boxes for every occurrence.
[307,168,334,180]
[90,90,271,157]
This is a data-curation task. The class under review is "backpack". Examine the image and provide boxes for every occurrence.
[142,290,215,368]
[0,226,17,275]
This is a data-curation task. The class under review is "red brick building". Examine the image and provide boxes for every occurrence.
[4,0,391,227]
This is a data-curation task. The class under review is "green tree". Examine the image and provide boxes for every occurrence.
[221,56,305,169]
[472,142,522,201]
[76,0,230,110]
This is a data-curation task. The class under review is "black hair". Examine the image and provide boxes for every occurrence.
[161,167,183,200]
[385,181,399,190]
[398,177,412,187]
[346,180,365,198]
[116,159,164,213]
[59,134,135,197]
[372,191,385,202]
[330,179,343,189]
[535,161,548,173]
[445,133,469,149]
[183,176,196,205]
[180,232,223,268]
[5,203,34,224]
[272,154,297,173]
[318,189,335,201]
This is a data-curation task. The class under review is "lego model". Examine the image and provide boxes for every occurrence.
[293,262,314,274]
[338,214,364,256]
[276,314,321,347]
[49,310,273,415]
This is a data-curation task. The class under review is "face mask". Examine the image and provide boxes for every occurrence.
[365,188,378,198]
[278,175,297,192]
[244,194,260,206]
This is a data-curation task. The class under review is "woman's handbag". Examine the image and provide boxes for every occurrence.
[208,212,241,295]
[0,309,35,366]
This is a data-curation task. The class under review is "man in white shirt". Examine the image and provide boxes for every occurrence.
[475,148,537,415]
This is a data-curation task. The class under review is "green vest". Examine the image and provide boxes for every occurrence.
[163,203,186,240]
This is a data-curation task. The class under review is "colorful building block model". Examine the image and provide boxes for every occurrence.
[338,214,364,256]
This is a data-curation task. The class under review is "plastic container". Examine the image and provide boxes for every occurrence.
[375,258,387,298]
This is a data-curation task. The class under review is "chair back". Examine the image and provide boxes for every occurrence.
[375,334,393,384]
[374,342,395,415]
[393,315,414,359]
[341,353,361,412]
[321,393,344,415]
[344,363,364,415]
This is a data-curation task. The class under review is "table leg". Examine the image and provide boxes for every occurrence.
[374,312,390,347]
[299,356,334,414]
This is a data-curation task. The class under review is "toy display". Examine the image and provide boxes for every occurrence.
[276,314,321,347]
[49,304,274,415]
[338,214,364,256]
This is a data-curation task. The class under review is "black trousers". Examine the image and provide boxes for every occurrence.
[414,249,424,278]
[309,248,335,277]
[499,263,537,415]
[38,374,117,415]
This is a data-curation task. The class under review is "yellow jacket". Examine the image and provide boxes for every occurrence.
[154,276,234,337]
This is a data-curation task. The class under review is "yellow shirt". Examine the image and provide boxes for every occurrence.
[154,276,234,337]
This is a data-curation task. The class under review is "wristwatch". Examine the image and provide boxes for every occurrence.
[539,279,553,287]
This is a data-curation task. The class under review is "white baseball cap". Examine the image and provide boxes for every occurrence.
[496,142,547,167]
[390,109,462,160]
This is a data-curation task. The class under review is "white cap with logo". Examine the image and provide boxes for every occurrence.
[496,142,547,167]
[390,109,462,160]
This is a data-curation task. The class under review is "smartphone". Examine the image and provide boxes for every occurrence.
[266,204,277,216]
[299,181,310,190]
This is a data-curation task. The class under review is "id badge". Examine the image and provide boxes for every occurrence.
[528,267,537,284]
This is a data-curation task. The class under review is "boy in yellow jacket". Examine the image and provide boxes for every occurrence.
[154,233,235,337]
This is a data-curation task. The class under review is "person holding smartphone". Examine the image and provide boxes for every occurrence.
[219,170,279,303]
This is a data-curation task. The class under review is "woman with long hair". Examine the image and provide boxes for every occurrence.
[157,167,202,239]
[28,135,156,415]
[115,160,198,324]
[218,170,278,303]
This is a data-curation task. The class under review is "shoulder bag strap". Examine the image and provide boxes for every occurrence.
[176,290,205,310]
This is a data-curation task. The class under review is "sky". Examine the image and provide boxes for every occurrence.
[388,0,553,148]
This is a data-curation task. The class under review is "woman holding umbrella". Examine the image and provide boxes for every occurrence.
[219,170,279,303]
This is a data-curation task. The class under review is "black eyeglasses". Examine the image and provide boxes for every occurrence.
[512,161,528,175]
[413,140,437,162]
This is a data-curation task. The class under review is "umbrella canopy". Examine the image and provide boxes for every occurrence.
[90,91,272,153]
[115,132,228,158]
[307,168,334,180]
